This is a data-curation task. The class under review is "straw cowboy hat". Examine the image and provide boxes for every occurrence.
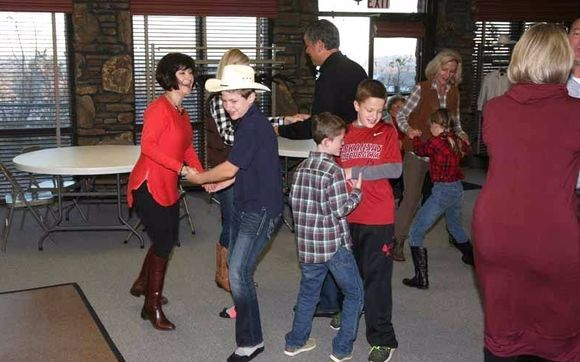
[205,64,270,93]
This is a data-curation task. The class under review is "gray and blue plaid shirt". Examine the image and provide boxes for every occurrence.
[290,152,362,264]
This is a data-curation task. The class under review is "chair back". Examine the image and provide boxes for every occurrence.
[0,161,54,208]
[0,161,24,199]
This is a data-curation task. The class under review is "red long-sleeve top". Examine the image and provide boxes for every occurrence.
[412,133,470,183]
[127,96,203,207]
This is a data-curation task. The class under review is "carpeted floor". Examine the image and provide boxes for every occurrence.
[0,167,487,361]
[0,283,124,362]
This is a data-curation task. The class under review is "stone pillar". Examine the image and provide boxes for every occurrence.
[273,0,318,114]
[72,0,134,145]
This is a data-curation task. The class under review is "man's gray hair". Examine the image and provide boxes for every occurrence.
[304,19,340,50]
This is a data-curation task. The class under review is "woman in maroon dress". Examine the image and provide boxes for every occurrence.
[473,23,580,361]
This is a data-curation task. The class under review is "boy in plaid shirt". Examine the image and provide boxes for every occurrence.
[284,112,364,362]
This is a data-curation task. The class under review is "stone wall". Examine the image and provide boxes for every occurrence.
[72,0,134,145]
[273,0,318,115]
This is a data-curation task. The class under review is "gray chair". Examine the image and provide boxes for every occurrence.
[0,161,55,251]
[20,146,87,222]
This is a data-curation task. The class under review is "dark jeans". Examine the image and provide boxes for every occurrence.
[229,207,280,347]
[285,247,363,356]
[350,223,398,348]
[216,185,234,248]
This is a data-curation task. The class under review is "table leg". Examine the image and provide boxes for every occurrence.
[38,176,63,251]
[281,156,294,232]
[115,174,144,248]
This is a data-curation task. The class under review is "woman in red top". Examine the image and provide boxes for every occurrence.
[127,53,204,331]
[473,24,580,361]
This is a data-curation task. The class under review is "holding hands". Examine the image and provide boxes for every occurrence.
[347,173,363,190]
[184,169,235,194]
[407,127,422,139]
[344,168,362,190]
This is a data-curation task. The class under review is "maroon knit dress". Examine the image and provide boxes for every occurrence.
[473,83,580,361]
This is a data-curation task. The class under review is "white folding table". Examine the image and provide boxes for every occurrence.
[12,145,144,250]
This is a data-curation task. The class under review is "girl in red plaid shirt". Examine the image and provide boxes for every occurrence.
[402,108,473,290]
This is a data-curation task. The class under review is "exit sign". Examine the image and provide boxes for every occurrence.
[368,0,390,8]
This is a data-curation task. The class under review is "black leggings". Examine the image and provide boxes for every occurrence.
[133,182,179,259]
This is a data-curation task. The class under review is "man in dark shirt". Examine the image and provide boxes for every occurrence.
[276,19,367,139]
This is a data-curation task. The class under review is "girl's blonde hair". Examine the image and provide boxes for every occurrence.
[508,23,573,85]
[430,108,465,157]
[217,49,250,78]
[425,49,463,85]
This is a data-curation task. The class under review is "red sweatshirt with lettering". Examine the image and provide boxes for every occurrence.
[338,121,402,225]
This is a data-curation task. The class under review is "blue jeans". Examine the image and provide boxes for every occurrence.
[409,181,469,247]
[285,247,364,357]
[216,185,234,247]
[317,274,342,314]
[229,207,280,347]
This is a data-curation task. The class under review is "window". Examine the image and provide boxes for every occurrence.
[373,37,417,94]
[132,15,272,165]
[319,16,370,73]
[320,1,422,96]
[0,12,72,194]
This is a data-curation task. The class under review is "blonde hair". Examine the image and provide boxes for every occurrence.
[216,49,250,78]
[508,23,573,84]
[425,49,463,85]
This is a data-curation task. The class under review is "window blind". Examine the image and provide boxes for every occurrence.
[373,20,425,38]
[474,0,579,22]
[0,12,72,195]
[130,0,277,18]
[471,21,534,155]
[0,1,72,13]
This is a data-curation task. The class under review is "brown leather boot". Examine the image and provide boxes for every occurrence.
[392,239,406,262]
[141,252,175,330]
[130,247,168,304]
[215,243,231,292]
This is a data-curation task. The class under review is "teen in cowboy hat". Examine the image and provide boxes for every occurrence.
[187,64,283,362]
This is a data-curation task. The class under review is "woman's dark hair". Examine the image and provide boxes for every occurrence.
[155,53,196,91]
